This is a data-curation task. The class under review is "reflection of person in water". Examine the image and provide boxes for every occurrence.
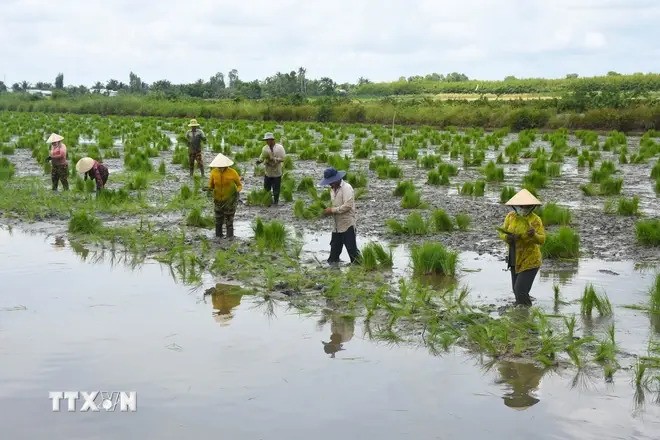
[205,283,244,326]
[322,313,355,358]
[495,361,546,410]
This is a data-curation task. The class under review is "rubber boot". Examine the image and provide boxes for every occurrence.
[215,222,223,238]
[226,225,234,239]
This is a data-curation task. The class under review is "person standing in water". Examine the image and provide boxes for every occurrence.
[498,189,546,306]
[207,153,242,239]
[186,118,207,178]
[46,133,69,191]
[256,132,286,206]
[76,157,109,196]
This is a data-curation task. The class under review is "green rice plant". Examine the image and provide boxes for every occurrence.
[369,156,390,170]
[2,145,15,155]
[401,189,427,209]
[500,186,516,203]
[427,169,450,185]
[359,242,393,270]
[460,182,474,195]
[537,202,571,226]
[68,210,102,234]
[607,196,640,216]
[547,163,561,177]
[542,227,580,259]
[127,172,149,191]
[522,171,547,189]
[651,161,660,180]
[635,219,660,246]
[590,160,617,183]
[411,242,458,277]
[158,160,166,175]
[580,283,613,317]
[252,218,287,251]
[124,151,154,173]
[600,177,623,196]
[580,184,599,196]
[186,207,214,229]
[179,185,193,200]
[283,156,294,170]
[650,273,660,314]
[328,154,351,171]
[482,161,504,182]
[0,157,15,180]
[455,213,471,231]
[438,163,458,177]
[473,180,485,196]
[347,171,367,188]
[386,212,429,235]
[297,176,315,192]
[431,209,453,232]
[280,176,296,202]
[293,199,326,219]
[376,163,402,179]
[393,180,415,197]
[246,189,273,207]
[418,154,440,169]
[398,143,419,160]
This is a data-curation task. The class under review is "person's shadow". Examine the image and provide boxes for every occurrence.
[204,283,245,326]
[320,311,355,358]
[495,361,547,410]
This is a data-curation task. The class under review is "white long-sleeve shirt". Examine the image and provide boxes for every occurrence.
[329,180,357,233]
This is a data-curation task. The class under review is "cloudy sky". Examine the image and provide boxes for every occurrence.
[1,0,658,87]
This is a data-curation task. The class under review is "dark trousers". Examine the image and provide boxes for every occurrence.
[263,176,282,204]
[510,267,539,306]
[328,226,361,264]
[51,163,69,191]
[214,199,237,238]
[189,151,204,176]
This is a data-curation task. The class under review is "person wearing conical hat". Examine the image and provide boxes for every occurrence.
[76,157,109,196]
[496,360,545,410]
[207,153,242,239]
[46,133,69,191]
[498,189,546,306]
[185,118,207,178]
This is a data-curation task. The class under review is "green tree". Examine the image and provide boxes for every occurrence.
[55,73,64,89]
[0,81,6,92]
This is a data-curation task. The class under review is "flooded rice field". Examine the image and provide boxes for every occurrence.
[1,228,659,439]
[0,113,659,438]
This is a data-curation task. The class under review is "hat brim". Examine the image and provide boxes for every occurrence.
[47,134,63,143]
[188,123,200,127]
[76,157,95,173]
[505,189,542,206]
[209,154,234,168]
[320,171,346,186]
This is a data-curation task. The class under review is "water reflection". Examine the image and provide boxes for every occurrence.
[495,361,546,410]
[318,309,356,358]
[540,262,579,286]
[52,235,66,249]
[204,283,246,326]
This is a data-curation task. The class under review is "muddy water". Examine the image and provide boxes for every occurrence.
[1,228,659,440]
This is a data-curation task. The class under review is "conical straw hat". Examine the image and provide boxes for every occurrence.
[188,119,200,127]
[47,133,63,143]
[209,153,233,168]
[505,189,541,206]
[76,157,95,173]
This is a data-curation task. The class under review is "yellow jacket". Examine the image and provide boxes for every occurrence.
[499,211,546,273]
[209,167,242,202]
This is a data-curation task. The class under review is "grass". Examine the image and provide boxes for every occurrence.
[252,218,287,251]
[537,202,572,226]
[386,212,429,235]
[542,227,580,259]
[635,219,660,246]
[359,242,393,270]
[68,210,102,234]
[580,283,613,317]
[410,242,458,277]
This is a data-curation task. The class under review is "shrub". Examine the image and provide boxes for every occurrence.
[542,227,580,259]
[411,242,458,277]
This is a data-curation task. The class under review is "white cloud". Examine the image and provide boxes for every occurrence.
[0,0,658,86]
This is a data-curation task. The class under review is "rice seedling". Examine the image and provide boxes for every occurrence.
[376,163,402,179]
[179,185,193,200]
[418,154,440,169]
[393,180,415,197]
[185,207,214,229]
[537,202,571,226]
[283,156,294,170]
[0,157,15,180]
[580,184,599,196]
[401,189,427,209]
[651,161,660,180]
[328,154,351,171]
[386,212,429,235]
[542,227,580,259]
[2,145,15,155]
[347,171,367,188]
[158,160,166,175]
[252,218,287,251]
[431,209,453,232]
[359,242,393,270]
[455,213,471,231]
[650,273,660,313]
[500,186,517,203]
[590,160,618,183]
[547,163,561,177]
[482,161,504,182]
[127,172,149,191]
[293,199,326,219]
[460,180,485,196]
[635,219,660,246]
[605,196,640,216]
[68,210,102,234]
[411,242,458,277]
[460,182,474,195]
[438,163,458,177]
[580,283,613,317]
[280,176,296,202]
[247,189,273,207]
[522,171,547,189]
[599,177,623,196]
[297,176,315,192]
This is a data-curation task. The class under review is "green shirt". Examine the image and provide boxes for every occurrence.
[186,129,207,153]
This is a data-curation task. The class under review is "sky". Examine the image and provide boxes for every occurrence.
[1,0,659,87]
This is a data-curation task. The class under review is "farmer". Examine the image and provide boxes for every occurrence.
[320,167,361,264]
[207,153,242,239]
[186,118,207,178]
[76,157,109,196]
[46,133,69,191]
[498,189,546,306]
[256,132,286,205]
